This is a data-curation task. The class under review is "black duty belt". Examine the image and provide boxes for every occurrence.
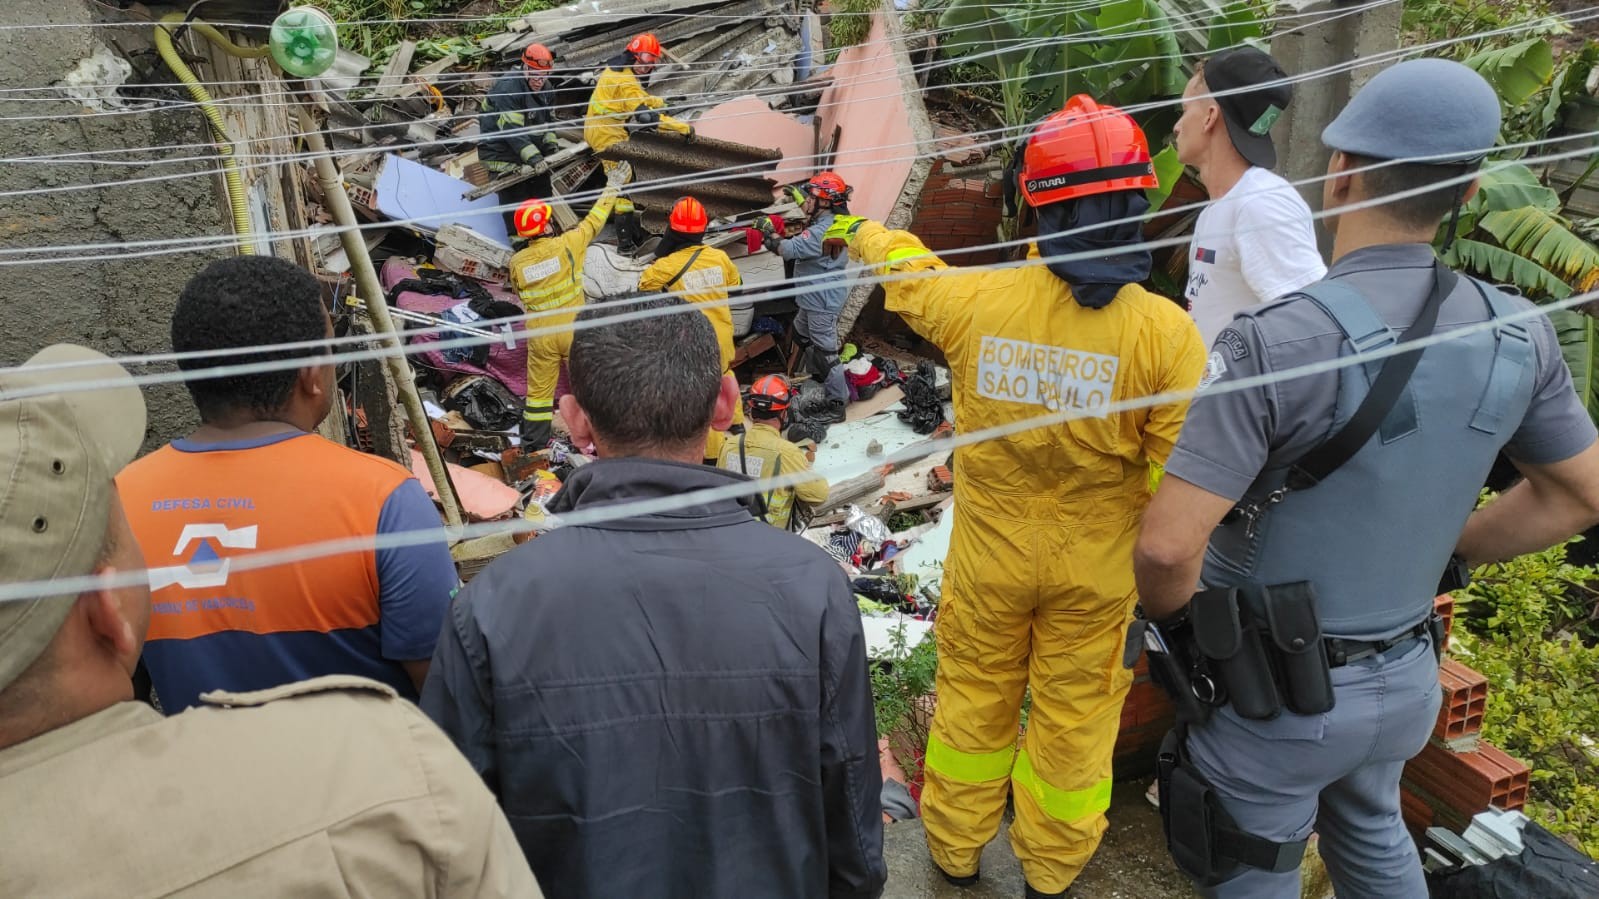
[1324,620,1430,668]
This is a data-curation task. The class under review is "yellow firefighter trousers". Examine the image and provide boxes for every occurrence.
[922,484,1142,893]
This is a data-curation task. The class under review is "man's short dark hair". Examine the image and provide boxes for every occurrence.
[1346,153,1476,229]
[172,256,329,422]
[569,295,722,453]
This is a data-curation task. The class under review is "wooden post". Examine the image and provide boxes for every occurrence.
[300,108,466,533]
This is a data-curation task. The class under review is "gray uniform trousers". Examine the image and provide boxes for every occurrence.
[1188,633,1441,899]
[794,307,849,401]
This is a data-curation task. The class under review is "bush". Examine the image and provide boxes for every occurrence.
[1453,537,1599,855]
[870,622,938,770]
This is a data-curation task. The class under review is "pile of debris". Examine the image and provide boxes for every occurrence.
[295,0,835,516]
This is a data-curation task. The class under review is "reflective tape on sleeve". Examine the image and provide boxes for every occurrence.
[1011,749,1112,823]
[925,733,1015,784]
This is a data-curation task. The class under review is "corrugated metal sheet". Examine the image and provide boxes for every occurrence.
[598,130,781,221]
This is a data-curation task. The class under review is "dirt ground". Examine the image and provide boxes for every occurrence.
[880,782,1200,899]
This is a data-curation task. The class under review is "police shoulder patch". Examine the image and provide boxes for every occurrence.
[1216,327,1250,361]
[1197,351,1227,391]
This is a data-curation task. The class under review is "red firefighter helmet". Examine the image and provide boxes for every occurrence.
[513,199,552,238]
[667,196,709,234]
[747,375,793,416]
[626,33,663,62]
[521,43,554,71]
[805,171,851,203]
[1017,95,1158,208]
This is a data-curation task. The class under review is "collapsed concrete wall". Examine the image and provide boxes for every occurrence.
[0,1,312,448]
[0,1,225,446]
[823,3,936,336]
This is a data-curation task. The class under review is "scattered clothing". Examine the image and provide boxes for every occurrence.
[118,431,458,711]
[421,458,886,899]
[896,361,944,435]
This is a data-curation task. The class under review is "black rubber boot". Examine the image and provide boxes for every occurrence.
[1023,884,1068,898]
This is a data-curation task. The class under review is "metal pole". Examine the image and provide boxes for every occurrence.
[300,109,466,533]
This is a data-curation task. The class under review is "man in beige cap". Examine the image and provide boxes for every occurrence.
[0,345,542,898]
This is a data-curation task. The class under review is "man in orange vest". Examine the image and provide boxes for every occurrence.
[118,256,459,712]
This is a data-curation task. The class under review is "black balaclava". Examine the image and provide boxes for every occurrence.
[1035,189,1152,309]
[654,227,700,259]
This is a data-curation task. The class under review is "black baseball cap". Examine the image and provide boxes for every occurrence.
[1203,47,1292,169]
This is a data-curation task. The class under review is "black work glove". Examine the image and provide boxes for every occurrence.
[762,231,782,253]
[629,108,660,131]
[684,125,696,143]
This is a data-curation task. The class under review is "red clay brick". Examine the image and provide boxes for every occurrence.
[1435,659,1488,742]
[1435,594,1454,652]
[1404,739,1530,817]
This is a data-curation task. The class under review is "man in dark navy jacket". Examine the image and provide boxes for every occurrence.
[422,295,885,899]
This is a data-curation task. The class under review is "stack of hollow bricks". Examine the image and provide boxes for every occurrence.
[906,127,1006,266]
[1114,594,1530,834]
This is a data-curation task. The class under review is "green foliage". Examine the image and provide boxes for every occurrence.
[1548,308,1598,427]
[1147,145,1184,211]
[932,0,1262,241]
[1208,0,1266,52]
[1439,163,1599,301]
[1463,37,1555,107]
[1457,538,1599,642]
[870,623,938,767]
[1453,535,1599,854]
[301,0,555,60]
[828,0,879,53]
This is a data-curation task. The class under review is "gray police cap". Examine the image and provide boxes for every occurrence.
[1322,58,1501,163]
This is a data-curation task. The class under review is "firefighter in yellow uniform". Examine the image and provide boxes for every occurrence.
[509,163,631,448]
[639,195,745,461]
[823,96,1207,896]
[584,32,693,251]
[717,375,830,530]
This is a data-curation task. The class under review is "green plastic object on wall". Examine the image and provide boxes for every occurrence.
[269,7,339,78]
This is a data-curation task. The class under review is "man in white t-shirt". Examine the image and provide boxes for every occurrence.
[1175,47,1326,344]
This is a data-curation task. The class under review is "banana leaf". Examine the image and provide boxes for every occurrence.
[1463,37,1554,107]
[1146,145,1185,212]
[1444,237,1572,299]
[1474,162,1561,213]
[1478,207,1599,292]
[1549,307,1599,425]
[1208,0,1265,52]
[937,0,1025,81]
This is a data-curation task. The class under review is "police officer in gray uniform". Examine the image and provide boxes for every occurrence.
[1132,58,1599,899]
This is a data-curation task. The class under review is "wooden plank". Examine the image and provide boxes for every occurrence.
[731,332,777,369]
[373,40,417,99]
[845,385,904,422]
[818,470,885,513]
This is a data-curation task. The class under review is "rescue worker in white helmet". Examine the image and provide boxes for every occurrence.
[510,162,631,448]
[584,32,693,252]
[716,374,829,531]
[822,95,1207,897]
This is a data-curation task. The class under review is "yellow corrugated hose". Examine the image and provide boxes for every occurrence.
[153,13,271,254]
